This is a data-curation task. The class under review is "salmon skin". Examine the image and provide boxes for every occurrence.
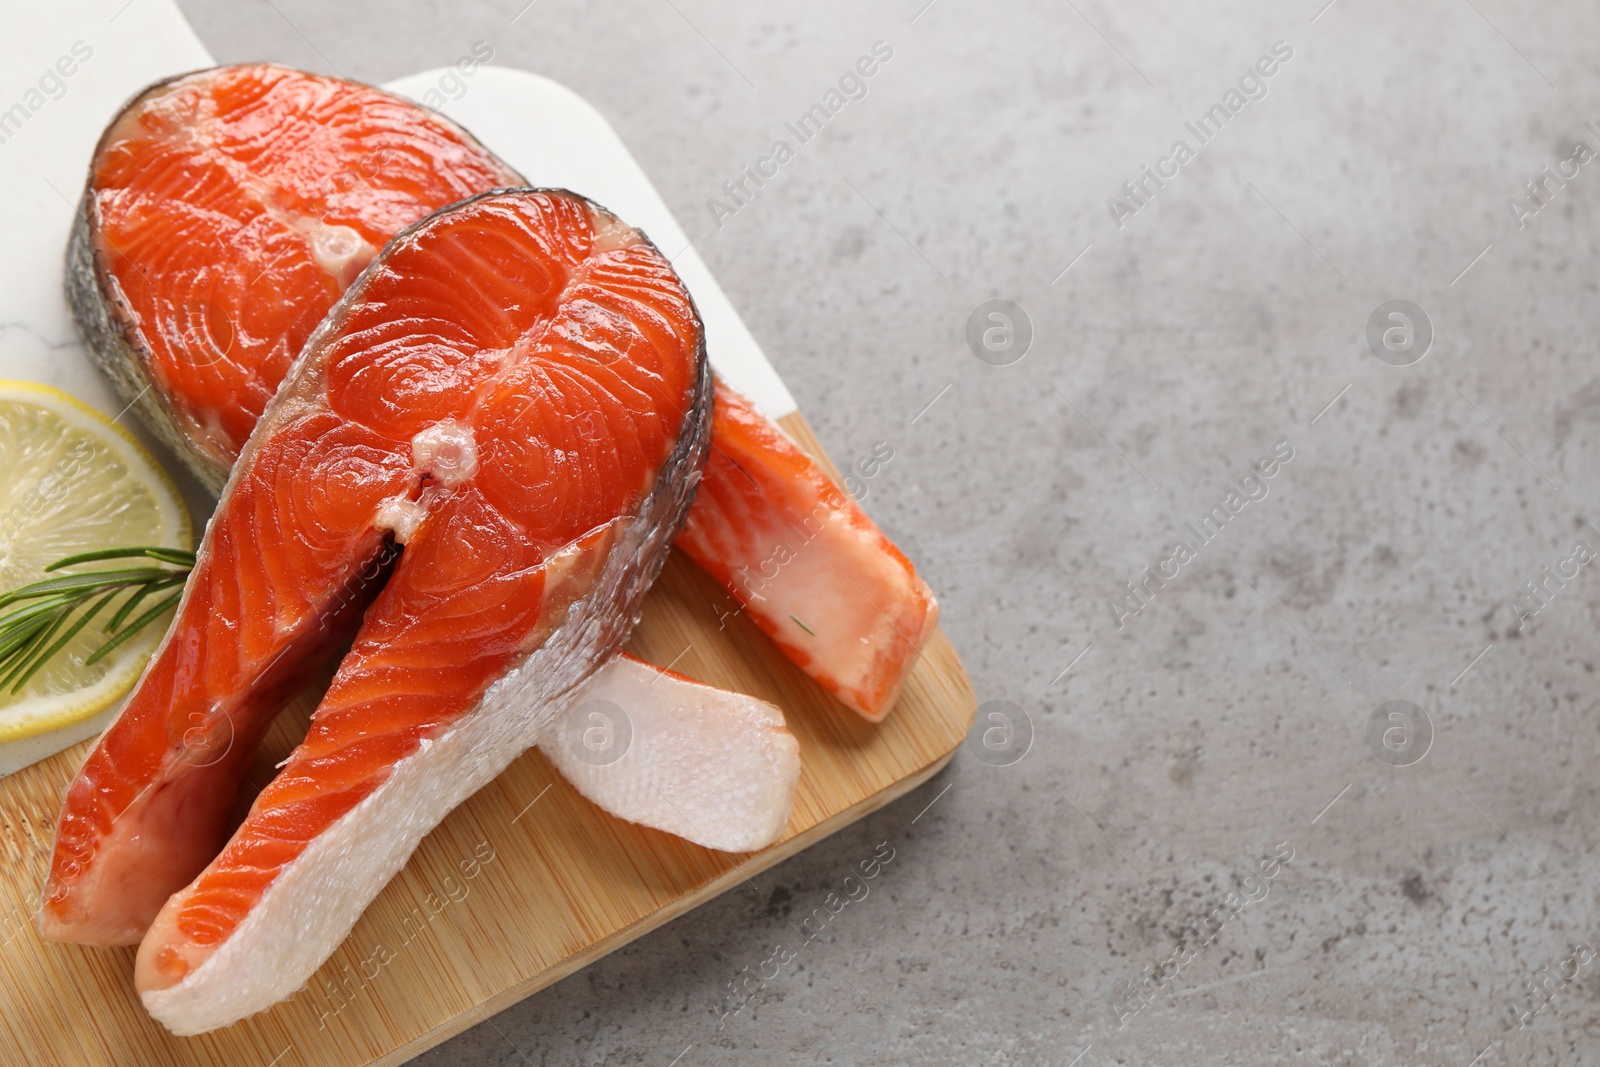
[677,378,938,720]
[43,188,710,1034]
[66,63,520,490]
[70,64,938,723]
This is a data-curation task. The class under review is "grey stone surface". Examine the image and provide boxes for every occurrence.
[176,0,1600,1063]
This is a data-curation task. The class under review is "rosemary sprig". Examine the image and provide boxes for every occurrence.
[0,546,195,694]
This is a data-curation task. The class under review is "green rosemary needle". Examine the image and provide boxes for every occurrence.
[0,546,195,694]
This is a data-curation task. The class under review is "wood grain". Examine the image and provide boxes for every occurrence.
[0,412,975,1066]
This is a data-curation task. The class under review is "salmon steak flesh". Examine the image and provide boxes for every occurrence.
[42,187,711,1035]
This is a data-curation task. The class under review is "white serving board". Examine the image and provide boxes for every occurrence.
[0,0,795,774]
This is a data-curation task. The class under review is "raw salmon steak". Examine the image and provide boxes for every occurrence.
[66,63,520,489]
[677,378,938,720]
[42,188,711,1034]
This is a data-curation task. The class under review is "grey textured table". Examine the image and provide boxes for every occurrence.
[175,1,1600,1063]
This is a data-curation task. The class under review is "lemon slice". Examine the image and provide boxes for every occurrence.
[0,381,189,743]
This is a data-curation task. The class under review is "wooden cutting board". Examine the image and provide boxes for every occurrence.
[0,12,973,1057]
[0,412,975,1066]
